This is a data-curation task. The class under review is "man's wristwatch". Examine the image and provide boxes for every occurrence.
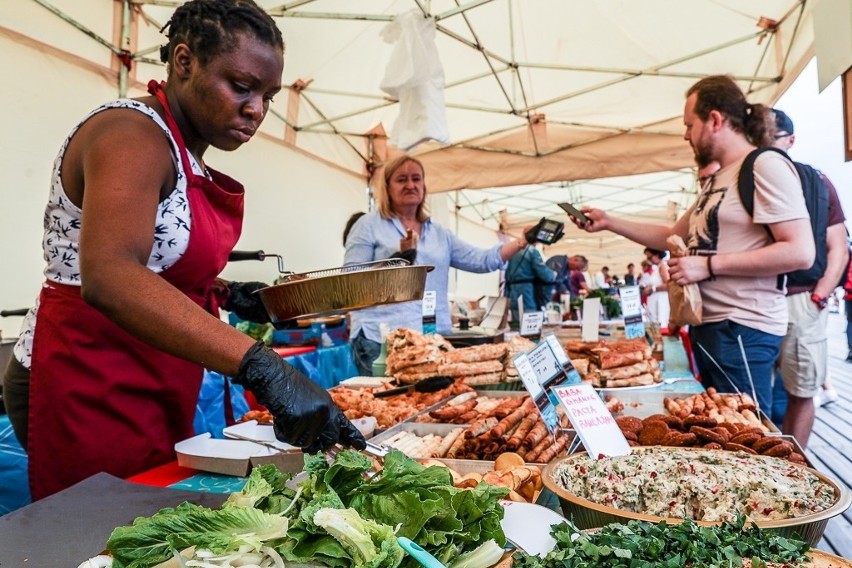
[811,293,828,310]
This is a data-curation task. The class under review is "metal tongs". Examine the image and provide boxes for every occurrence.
[327,441,389,462]
[226,426,389,464]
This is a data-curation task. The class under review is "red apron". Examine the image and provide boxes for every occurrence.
[27,81,244,500]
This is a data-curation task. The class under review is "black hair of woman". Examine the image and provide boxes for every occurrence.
[343,212,366,246]
[159,0,284,65]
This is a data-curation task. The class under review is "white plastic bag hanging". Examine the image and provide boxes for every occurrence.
[379,10,449,150]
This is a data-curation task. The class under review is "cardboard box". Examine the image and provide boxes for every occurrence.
[175,433,304,477]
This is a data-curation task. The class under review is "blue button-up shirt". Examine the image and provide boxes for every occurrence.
[344,211,506,342]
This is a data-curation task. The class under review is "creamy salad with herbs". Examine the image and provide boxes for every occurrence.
[553,447,836,522]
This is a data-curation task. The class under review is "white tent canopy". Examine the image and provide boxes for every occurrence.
[5,0,814,183]
[0,0,816,335]
[280,0,812,187]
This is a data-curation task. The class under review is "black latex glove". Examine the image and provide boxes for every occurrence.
[234,341,367,453]
[389,249,417,264]
[225,281,271,324]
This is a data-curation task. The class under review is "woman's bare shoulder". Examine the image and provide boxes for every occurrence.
[70,100,174,169]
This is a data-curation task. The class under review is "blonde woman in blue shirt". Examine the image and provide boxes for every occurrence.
[344,155,529,376]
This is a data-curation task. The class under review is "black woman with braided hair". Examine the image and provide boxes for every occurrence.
[2,0,365,501]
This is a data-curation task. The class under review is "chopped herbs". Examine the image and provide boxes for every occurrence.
[512,515,810,568]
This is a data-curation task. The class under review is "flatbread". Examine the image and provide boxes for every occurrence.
[387,346,443,374]
[439,360,504,377]
[442,343,508,364]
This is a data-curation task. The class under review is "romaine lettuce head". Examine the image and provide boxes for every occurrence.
[225,463,295,512]
[313,507,405,568]
[107,501,287,568]
[348,451,507,568]
[300,449,372,503]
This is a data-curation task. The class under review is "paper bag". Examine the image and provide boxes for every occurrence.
[666,235,703,326]
[667,279,702,326]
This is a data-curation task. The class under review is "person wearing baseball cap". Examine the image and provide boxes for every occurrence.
[771,108,848,448]
[772,108,795,140]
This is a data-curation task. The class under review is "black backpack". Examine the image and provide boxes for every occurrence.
[737,147,828,289]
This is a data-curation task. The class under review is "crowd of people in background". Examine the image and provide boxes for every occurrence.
[525,250,674,328]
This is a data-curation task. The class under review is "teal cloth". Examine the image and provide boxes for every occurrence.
[316,343,359,387]
[661,335,695,380]
[0,415,30,515]
[169,472,248,494]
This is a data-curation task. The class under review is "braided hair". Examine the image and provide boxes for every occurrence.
[159,0,283,67]
[686,75,775,148]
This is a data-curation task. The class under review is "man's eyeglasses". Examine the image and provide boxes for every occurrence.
[773,132,792,140]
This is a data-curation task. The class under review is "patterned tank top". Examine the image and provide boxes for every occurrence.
[14,99,205,368]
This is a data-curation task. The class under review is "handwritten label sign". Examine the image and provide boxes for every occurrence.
[513,334,582,435]
[581,297,601,341]
[552,384,631,458]
[619,285,645,339]
[520,311,544,339]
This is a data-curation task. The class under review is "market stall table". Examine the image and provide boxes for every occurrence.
[0,472,228,567]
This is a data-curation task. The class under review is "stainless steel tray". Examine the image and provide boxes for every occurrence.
[257,259,432,322]
[370,422,465,443]
[407,390,528,424]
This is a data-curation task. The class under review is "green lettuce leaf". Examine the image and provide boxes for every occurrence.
[107,502,287,568]
[225,463,296,512]
[346,451,508,568]
[313,507,405,568]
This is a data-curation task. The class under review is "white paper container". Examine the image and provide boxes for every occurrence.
[222,421,298,449]
[175,433,303,477]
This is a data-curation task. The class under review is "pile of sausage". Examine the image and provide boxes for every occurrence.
[616,413,807,465]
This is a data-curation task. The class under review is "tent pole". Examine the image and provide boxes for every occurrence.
[118,0,132,98]
[454,190,460,291]
[32,0,120,55]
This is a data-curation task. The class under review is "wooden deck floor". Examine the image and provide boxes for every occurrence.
[808,309,852,556]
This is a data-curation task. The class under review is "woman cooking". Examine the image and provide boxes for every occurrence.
[2,0,364,501]
[343,155,531,376]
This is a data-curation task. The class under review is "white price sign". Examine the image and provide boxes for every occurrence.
[619,285,645,339]
[552,384,631,459]
[545,335,570,366]
[619,286,642,317]
[520,311,544,337]
[514,351,558,433]
[513,334,582,435]
[421,290,437,317]
[581,297,601,341]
